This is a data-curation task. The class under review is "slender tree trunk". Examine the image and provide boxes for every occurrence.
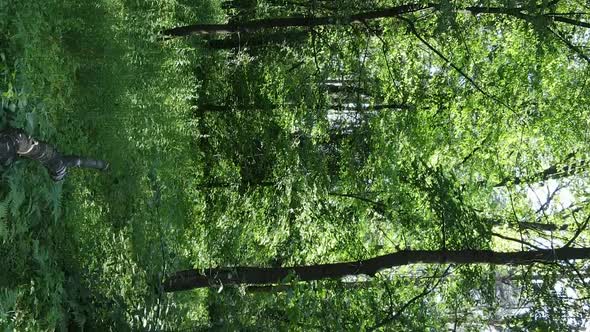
[206,30,309,49]
[324,82,371,96]
[196,102,411,113]
[197,180,276,189]
[196,103,274,113]
[245,271,447,293]
[329,191,386,208]
[331,103,414,112]
[162,3,432,36]
[163,3,589,38]
[246,281,370,293]
[487,217,570,232]
[162,247,590,291]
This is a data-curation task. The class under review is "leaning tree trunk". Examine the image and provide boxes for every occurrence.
[162,247,590,292]
[0,128,109,181]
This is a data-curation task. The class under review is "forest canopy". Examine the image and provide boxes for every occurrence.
[1,0,590,330]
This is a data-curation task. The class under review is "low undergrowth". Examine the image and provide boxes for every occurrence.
[0,0,222,329]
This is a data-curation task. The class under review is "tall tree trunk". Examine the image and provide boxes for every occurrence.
[162,247,590,291]
[195,102,410,113]
[162,3,431,36]
[518,221,569,232]
[517,221,569,231]
[206,30,309,49]
[486,217,571,232]
[195,103,274,113]
[163,2,589,52]
[197,180,276,189]
[331,103,413,112]
[246,280,372,293]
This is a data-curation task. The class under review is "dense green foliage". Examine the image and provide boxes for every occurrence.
[1,0,590,330]
[0,0,219,329]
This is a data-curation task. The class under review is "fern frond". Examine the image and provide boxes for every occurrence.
[0,199,7,221]
[49,184,62,222]
[7,176,25,217]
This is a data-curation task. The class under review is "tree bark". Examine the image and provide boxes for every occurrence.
[206,30,309,49]
[487,217,570,232]
[518,221,569,232]
[162,2,588,37]
[162,3,432,36]
[245,280,374,293]
[195,102,411,113]
[195,103,274,113]
[162,247,590,291]
[197,180,276,189]
[331,103,414,112]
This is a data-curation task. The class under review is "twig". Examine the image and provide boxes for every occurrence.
[547,26,590,64]
[563,260,589,288]
[397,16,516,114]
[563,214,590,248]
[361,21,402,97]
[492,232,544,251]
[368,265,452,331]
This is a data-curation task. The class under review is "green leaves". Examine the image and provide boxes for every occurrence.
[2,0,590,329]
[184,0,590,329]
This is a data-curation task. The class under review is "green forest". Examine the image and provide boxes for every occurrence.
[1,0,590,330]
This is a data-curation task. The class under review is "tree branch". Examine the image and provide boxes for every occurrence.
[547,26,590,63]
[396,16,515,113]
[564,214,590,248]
[492,232,544,251]
[551,15,590,29]
[368,265,452,331]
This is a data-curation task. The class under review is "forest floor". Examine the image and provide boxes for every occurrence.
[1,0,221,329]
